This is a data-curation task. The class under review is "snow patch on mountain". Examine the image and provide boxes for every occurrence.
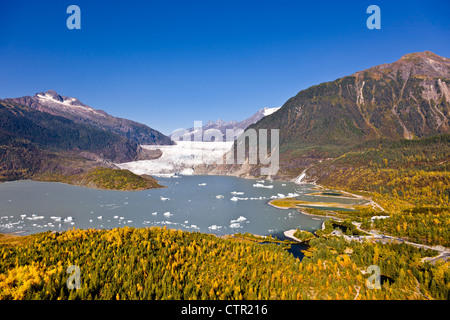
[36,92,106,118]
[262,107,281,117]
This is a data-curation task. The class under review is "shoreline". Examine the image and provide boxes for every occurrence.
[283,229,303,242]
[0,177,166,192]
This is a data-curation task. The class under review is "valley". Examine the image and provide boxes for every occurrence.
[0,51,449,301]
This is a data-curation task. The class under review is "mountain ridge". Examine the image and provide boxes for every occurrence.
[0,100,163,190]
[5,90,174,146]
[202,51,450,179]
[251,51,450,147]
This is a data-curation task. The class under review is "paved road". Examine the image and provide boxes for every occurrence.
[346,222,450,264]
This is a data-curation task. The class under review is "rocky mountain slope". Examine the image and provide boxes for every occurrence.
[208,51,450,179]
[5,90,174,145]
[254,51,449,148]
[0,100,162,189]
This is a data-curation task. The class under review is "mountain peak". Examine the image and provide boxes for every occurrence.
[37,89,64,102]
[399,50,448,62]
[353,51,450,80]
[255,50,450,146]
[35,90,88,109]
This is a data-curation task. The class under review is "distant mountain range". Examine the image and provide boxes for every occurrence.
[170,107,280,141]
[5,90,174,145]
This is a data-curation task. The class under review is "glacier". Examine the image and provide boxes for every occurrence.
[117,141,234,176]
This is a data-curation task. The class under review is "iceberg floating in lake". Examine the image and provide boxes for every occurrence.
[97,216,103,220]
[231,216,247,223]
[163,212,172,217]
[253,183,273,189]
[151,212,158,216]
[230,196,248,201]
[63,217,73,222]
[216,195,224,199]
[198,183,207,186]
[231,191,244,195]
[27,215,44,220]
[208,225,222,230]
[229,222,241,228]
[160,196,170,201]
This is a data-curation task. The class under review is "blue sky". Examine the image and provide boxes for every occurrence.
[1,0,449,135]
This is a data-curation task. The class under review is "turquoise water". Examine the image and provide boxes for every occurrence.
[0,176,365,236]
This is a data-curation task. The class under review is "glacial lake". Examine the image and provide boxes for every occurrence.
[0,176,366,237]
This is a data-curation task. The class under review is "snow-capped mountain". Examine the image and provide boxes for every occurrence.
[34,90,109,119]
[6,90,174,145]
[170,107,281,142]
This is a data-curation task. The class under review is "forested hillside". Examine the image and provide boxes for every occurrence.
[305,135,450,247]
[309,134,450,209]
[0,100,139,163]
[0,227,448,300]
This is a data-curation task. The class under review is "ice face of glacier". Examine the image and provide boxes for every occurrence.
[117,141,234,176]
